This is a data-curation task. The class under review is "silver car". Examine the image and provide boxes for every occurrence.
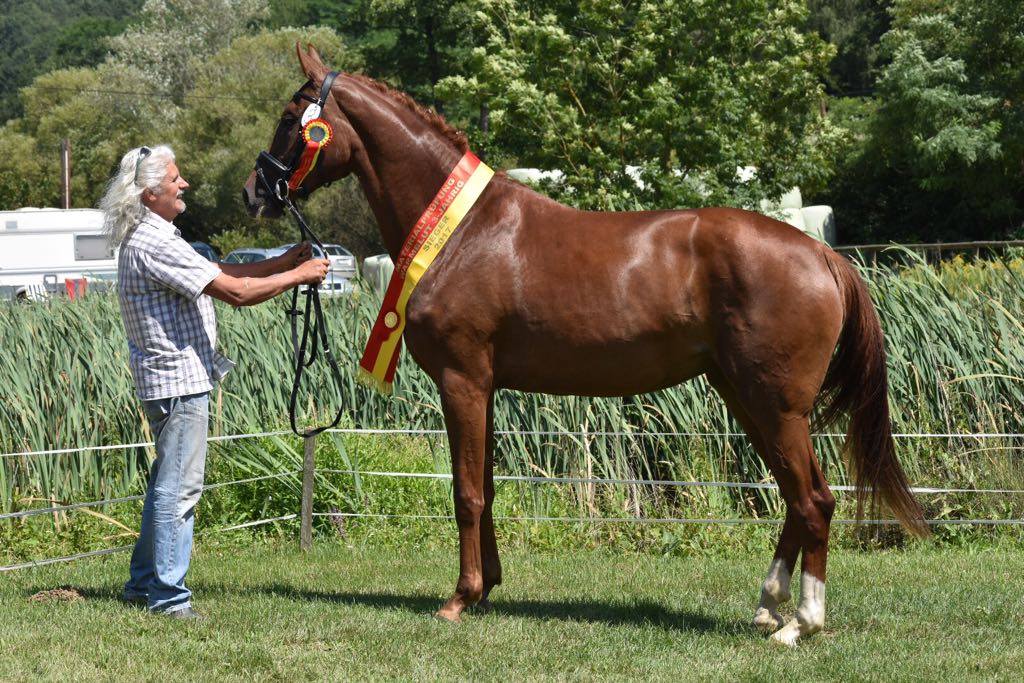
[276,243,357,296]
[221,247,278,264]
[278,243,357,280]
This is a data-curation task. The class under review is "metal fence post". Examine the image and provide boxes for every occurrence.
[300,433,315,551]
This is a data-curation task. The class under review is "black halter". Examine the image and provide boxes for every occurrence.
[253,71,346,437]
[253,71,340,204]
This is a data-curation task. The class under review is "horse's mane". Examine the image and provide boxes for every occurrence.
[346,73,469,153]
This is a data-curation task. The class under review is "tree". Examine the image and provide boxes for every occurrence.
[108,0,271,100]
[0,23,381,257]
[822,0,1024,242]
[269,0,474,114]
[807,0,892,95]
[0,129,55,208]
[438,0,845,211]
[1,63,162,211]
[0,0,141,123]
[44,17,130,72]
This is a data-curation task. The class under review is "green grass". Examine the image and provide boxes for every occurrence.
[2,538,1023,680]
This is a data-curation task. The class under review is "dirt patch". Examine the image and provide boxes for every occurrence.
[28,587,84,603]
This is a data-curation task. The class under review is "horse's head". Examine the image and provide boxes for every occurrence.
[243,43,359,218]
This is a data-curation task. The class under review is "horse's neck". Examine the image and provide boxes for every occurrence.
[337,80,463,259]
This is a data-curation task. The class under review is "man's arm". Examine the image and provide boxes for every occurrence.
[217,242,313,279]
[204,258,329,307]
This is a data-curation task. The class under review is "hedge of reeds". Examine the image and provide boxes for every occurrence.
[2,252,1023,541]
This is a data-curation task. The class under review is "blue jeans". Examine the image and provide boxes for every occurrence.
[124,392,209,613]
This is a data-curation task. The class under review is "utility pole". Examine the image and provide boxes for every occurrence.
[479,102,489,161]
[60,139,72,209]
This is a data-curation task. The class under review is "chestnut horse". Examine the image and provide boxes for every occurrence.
[243,45,926,646]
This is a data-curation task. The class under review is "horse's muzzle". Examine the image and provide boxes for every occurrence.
[242,170,283,218]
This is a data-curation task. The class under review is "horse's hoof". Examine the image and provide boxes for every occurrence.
[753,607,785,634]
[473,598,494,615]
[769,615,823,648]
[434,606,462,623]
[769,620,801,648]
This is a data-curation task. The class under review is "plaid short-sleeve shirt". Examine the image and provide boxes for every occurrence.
[117,210,234,400]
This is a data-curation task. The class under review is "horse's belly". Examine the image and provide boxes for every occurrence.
[494,330,711,397]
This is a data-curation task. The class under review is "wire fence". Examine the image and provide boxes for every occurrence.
[0,514,299,573]
[316,468,1024,496]
[311,511,1024,526]
[5,427,1024,460]
[2,427,1023,572]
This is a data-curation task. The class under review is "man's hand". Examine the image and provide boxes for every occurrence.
[294,258,330,285]
[277,241,314,272]
[205,258,330,307]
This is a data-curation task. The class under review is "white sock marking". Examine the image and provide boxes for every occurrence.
[770,572,826,647]
[753,558,791,632]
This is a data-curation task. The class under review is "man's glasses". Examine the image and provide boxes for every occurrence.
[134,146,151,184]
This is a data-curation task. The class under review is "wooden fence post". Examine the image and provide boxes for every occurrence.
[300,433,315,551]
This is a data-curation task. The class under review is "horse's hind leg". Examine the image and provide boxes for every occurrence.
[754,509,802,633]
[709,369,835,645]
[757,416,835,646]
[707,371,798,634]
[435,371,492,623]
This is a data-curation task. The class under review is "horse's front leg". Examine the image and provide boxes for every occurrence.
[435,370,493,623]
[477,409,501,612]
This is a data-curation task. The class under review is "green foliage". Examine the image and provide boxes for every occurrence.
[0,0,142,123]
[807,0,891,94]
[15,64,162,208]
[0,17,378,252]
[44,17,129,72]
[0,129,54,207]
[438,0,846,211]
[821,0,1024,242]
[160,26,359,241]
[268,0,472,112]
[108,0,271,98]
[207,226,281,255]
[2,0,1022,247]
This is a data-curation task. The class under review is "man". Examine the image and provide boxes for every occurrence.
[99,145,329,618]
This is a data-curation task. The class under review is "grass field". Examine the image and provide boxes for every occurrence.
[2,537,1022,680]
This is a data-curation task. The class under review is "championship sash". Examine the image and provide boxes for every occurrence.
[358,151,494,394]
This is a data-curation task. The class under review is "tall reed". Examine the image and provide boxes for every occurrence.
[1,252,1022,524]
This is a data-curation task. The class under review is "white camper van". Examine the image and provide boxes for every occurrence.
[0,208,116,300]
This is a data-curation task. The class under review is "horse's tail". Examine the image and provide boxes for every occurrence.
[817,250,929,537]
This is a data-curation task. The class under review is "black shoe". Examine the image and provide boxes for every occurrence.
[159,606,206,620]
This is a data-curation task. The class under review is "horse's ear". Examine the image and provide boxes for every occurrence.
[295,41,326,80]
[306,43,324,65]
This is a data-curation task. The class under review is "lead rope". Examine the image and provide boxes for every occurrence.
[279,194,348,437]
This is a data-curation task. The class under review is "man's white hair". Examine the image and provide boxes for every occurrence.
[99,145,176,247]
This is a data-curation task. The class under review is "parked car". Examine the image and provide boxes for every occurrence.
[322,243,357,280]
[189,241,218,262]
[277,242,357,280]
[221,247,279,264]
[224,245,354,296]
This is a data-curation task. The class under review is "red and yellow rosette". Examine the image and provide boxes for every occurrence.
[358,151,494,394]
[287,118,334,191]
